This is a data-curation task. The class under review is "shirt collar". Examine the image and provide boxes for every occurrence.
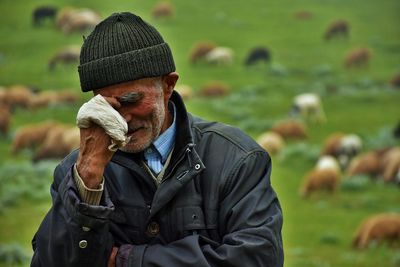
[148,102,176,163]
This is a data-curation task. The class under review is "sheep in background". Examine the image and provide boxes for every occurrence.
[270,119,307,140]
[56,8,101,34]
[293,10,314,20]
[11,121,60,154]
[205,47,234,65]
[300,155,341,197]
[290,93,326,123]
[151,1,174,19]
[189,41,217,64]
[0,104,11,136]
[324,19,349,40]
[353,213,400,249]
[393,122,400,139]
[244,47,271,66]
[346,151,381,178]
[33,126,79,162]
[256,131,285,155]
[344,47,371,68]
[389,73,400,88]
[1,85,37,109]
[28,90,80,109]
[174,84,193,100]
[322,133,363,169]
[199,82,230,97]
[32,5,58,27]
[380,147,400,183]
[48,46,80,71]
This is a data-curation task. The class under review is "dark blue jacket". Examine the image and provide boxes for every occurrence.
[31,92,284,267]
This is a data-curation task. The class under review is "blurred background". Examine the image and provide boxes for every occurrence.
[0,0,399,266]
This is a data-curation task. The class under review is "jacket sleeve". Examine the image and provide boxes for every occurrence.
[122,150,284,267]
[31,160,115,267]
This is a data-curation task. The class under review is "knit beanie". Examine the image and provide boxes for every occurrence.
[78,12,175,92]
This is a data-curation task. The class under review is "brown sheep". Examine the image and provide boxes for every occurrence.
[199,82,230,97]
[28,90,80,109]
[48,46,80,71]
[389,73,400,88]
[270,119,307,140]
[380,147,400,183]
[324,19,349,40]
[300,168,341,197]
[33,125,79,162]
[346,151,381,177]
[151,1,174,19]
[2,85,36,108]
[189,41,217,64]
[353,213,400,249]
[174,84,194,100]
[0,103,11,136]
[293,10,313,20]
[256,131,285,155]
[344,47,371,68]
[11,121,59,154]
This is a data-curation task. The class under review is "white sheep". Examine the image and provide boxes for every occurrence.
[291,93,326,123]
[205,47,234,65]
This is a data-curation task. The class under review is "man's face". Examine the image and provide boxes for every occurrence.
[94,77,170,153]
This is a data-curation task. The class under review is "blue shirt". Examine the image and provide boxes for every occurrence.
[143,102,176,174]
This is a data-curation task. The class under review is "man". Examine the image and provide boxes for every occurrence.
[31,12,284,267]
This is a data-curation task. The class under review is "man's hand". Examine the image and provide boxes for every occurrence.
[76,96,121,189]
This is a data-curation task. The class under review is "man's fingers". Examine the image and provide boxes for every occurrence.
[107,247,118,267]
[103,96,121,109]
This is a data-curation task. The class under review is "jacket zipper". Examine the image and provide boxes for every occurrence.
[161,143,195,184]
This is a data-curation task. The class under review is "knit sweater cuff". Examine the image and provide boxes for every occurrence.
[73,164,104,205]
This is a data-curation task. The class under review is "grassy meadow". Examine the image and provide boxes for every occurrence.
[0,0,399,266]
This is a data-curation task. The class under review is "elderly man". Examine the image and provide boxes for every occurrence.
[31,12,283,267]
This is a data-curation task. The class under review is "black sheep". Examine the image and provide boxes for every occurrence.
[244,47,271,66]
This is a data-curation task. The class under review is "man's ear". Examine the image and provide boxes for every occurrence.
[163,72,179,95]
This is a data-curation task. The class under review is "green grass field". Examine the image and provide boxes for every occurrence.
[0,0,399,266]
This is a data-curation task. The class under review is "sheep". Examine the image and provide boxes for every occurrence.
[270,119,307,140]
[56,8,101,34]
[11,121,59,154]
[205,47,234,65]
[28,90,80,109]
[293,10,313,20]
[48,46,80,71]
[189,41,217,64]
[244,47,271,66]
[394,122,400,139]
[174,84,194,100]
[324,19,349,40]
[344,47,371,68]
[352,213,400,249]
[2,85,37,109]
[300,159,341,197]
[300,168,340,197]
[32,5,58,27]
[380,147,400,183]
[346,151,381,178]
[322,133,363,169]
[151,1,174,19]
[199,82,230,97]
[33,125,79,162]
[389,73,400,88]
[256,131,285,155]
[290,93,326,123]
[0,104,11,136]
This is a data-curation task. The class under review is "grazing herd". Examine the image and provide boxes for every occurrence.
[0,2,397,255]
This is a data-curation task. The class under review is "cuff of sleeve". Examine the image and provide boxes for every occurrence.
[73,164,104,205]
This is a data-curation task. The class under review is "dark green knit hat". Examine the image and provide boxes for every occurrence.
[78,12,175,92]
